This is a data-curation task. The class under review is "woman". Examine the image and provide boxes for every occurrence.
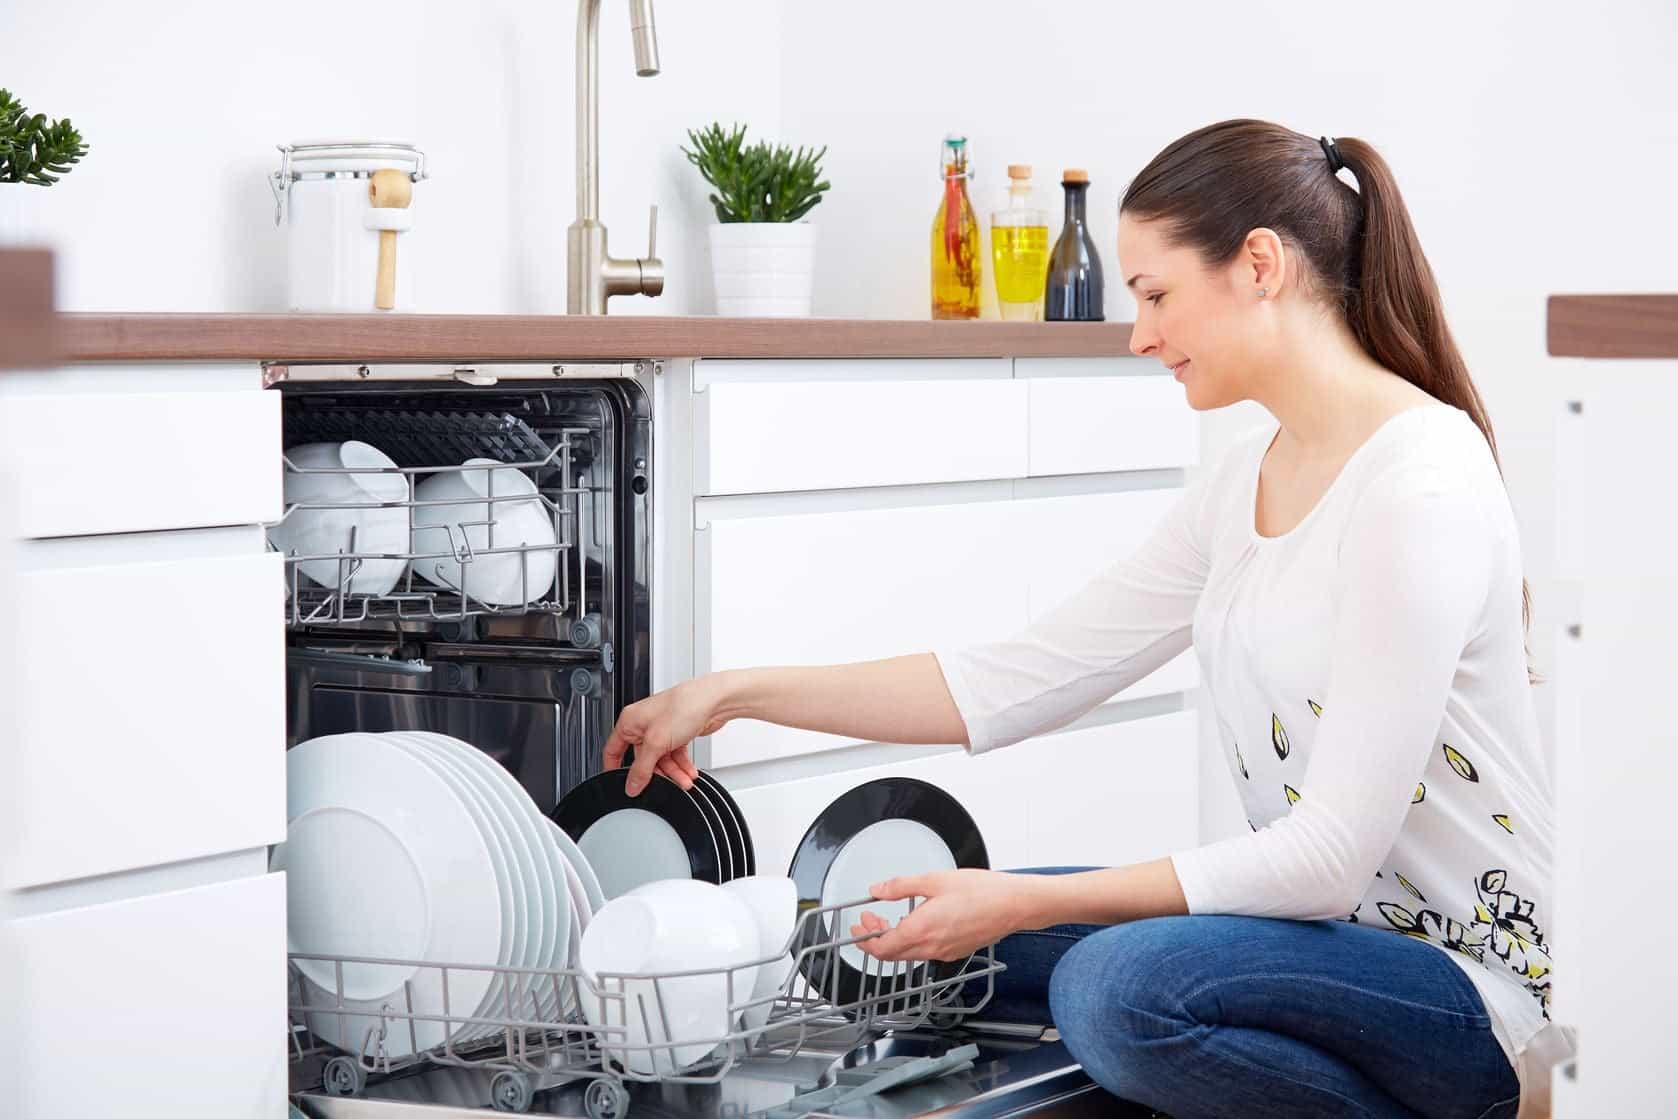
[603,119,1570,1119]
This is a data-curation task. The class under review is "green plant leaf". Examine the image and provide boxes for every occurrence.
[0,89,88,186]
[680,121,827,223]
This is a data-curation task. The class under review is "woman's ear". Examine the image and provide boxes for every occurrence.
[1243,227,1287,298]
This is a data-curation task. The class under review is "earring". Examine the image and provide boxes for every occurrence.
[1258,287,1269,298]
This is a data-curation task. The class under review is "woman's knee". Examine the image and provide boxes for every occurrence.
[1047,918,1206,1087]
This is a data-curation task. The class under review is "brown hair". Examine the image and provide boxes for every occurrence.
[1121,118,1534,660]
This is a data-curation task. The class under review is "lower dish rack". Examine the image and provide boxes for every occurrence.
[288,896,1004,1117]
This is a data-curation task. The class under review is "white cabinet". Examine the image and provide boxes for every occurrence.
[0,377,280,539]
[694,360,1025,495]
[699,500,1026,768]
[7,873,288,1119]
[1022,375,1199,477]
[8,529,285,889]
[722,710,1196,881]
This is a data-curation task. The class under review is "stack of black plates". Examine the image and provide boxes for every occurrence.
[551,768,756,900]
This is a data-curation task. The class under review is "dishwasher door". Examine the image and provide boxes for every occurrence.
[293,1028,1156,1119]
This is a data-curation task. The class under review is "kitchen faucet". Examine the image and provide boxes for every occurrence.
[567,0,665,315]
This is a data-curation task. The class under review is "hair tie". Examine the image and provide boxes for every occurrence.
[1320,136,1346,173]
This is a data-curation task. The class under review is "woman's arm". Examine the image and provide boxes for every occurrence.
[603,654,966,795]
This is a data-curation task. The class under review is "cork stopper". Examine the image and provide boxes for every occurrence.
[1062,168,1090,184]
[1007,164,1033,180]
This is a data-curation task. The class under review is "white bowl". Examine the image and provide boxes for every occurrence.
[411,458,557,607]
[578,879,759,1075]
[269,441,410,596]
[721,875,798,1030]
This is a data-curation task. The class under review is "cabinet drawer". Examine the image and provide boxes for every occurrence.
[1021,711,1198,868]
[8,533,285,888]
[694,362,1026,495]
[8,874,287,1119]
[723,747,1034,882]
[1019,488,1198,700]
[699,501,1026,767]
[1025,375,1197,477]
[0,386,280,537]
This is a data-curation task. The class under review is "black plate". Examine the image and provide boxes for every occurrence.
[696,771,756,878]
[787,777,988,1008]
[551,769,723,891]
[683,773,738,881]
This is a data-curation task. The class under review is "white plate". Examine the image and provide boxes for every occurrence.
[273,733,502,1058]
[821,818,957,975]
[408,732,570,1022]
[546,819,594,1016]
[578,808,694,899]
[387,732,527,1039]
[546,815,607,915]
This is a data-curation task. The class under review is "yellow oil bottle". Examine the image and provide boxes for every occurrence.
[931,135,981,320]
[991,164,1050,320]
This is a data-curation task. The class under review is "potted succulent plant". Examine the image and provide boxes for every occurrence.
[0,89,89,246]
[681,122,828,317]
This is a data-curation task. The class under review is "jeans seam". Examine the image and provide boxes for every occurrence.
[1098,994,1383,1119]
[1471,1089,1521,1119]
[1179,971,1493,1029]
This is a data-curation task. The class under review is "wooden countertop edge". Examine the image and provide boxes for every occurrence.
[1547,294,1678,358]
[0,249,60,370]
[59,313,1138,363]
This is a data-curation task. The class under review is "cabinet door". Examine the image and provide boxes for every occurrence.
[699,501,1026,767]
[722,746,1034,883]
[7,873,287,1119]
[1021,711,1199,869]
[1022,374,1199,477]
[7,530,285,888]
[0,385,281,538]
[1018,488,1199,701]
[693,364,1027,495]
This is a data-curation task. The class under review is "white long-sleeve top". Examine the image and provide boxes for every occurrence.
[935,403,1574,1115]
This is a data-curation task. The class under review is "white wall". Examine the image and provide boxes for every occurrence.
[781,0,1678,840]
[0,0,784,315]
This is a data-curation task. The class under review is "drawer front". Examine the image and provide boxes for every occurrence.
[699,501,1026,767]
[1020,711,1198,868]
[1025,375,1197,477]
[694,369,1027,495]
[1019,488,1199,700]
[1,386,280,538]
[723,746,1034,883]
[8,873,287,1119]
[8,538,285,888]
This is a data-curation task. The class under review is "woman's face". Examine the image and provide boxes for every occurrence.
[1117,214,1269,411]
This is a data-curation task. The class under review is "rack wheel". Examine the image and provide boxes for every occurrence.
[490,1071,535,1113]
[584,1078,631,1119]
[322,1056,366,1097]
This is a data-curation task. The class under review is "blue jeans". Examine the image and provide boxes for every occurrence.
[983,868,1521,1119]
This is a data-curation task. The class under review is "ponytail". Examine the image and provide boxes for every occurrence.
[1122,120,1534,664]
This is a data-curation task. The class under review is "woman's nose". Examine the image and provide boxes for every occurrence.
[1129,319,1160,357]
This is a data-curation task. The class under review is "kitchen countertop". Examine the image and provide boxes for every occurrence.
[56,313,1137,363]
[1547,294,1678,358]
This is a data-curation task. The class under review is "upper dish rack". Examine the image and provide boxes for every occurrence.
[270,410,587,628]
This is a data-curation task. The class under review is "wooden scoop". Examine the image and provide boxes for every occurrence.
[368,169,413,311]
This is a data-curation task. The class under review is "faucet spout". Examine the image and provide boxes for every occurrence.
[568,0,664,315]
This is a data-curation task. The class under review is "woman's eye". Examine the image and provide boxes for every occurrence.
[1147,293,1165,306]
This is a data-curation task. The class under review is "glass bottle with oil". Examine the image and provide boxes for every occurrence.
[1044,168,1105,321]
[930,135,981,319]
[990,164,1050,321]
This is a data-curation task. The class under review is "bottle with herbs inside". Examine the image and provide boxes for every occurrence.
[1044,168,1104,321]
[930,134,981,319]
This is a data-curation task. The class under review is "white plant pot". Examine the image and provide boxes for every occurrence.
[708,222,816,318]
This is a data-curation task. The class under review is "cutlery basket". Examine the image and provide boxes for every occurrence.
[287,895,1004,1116]
[270,409,585,628]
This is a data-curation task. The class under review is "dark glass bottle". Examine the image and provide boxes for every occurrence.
[1044,169,1105,321]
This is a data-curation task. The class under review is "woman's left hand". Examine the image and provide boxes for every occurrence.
[849,869,1029,963]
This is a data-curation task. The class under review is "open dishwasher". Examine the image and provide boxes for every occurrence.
[270,361,1133,1119]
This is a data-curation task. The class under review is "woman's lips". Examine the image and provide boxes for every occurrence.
[1171,360,1190,381]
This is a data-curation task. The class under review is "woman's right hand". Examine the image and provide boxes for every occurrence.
[602,676,731,796]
